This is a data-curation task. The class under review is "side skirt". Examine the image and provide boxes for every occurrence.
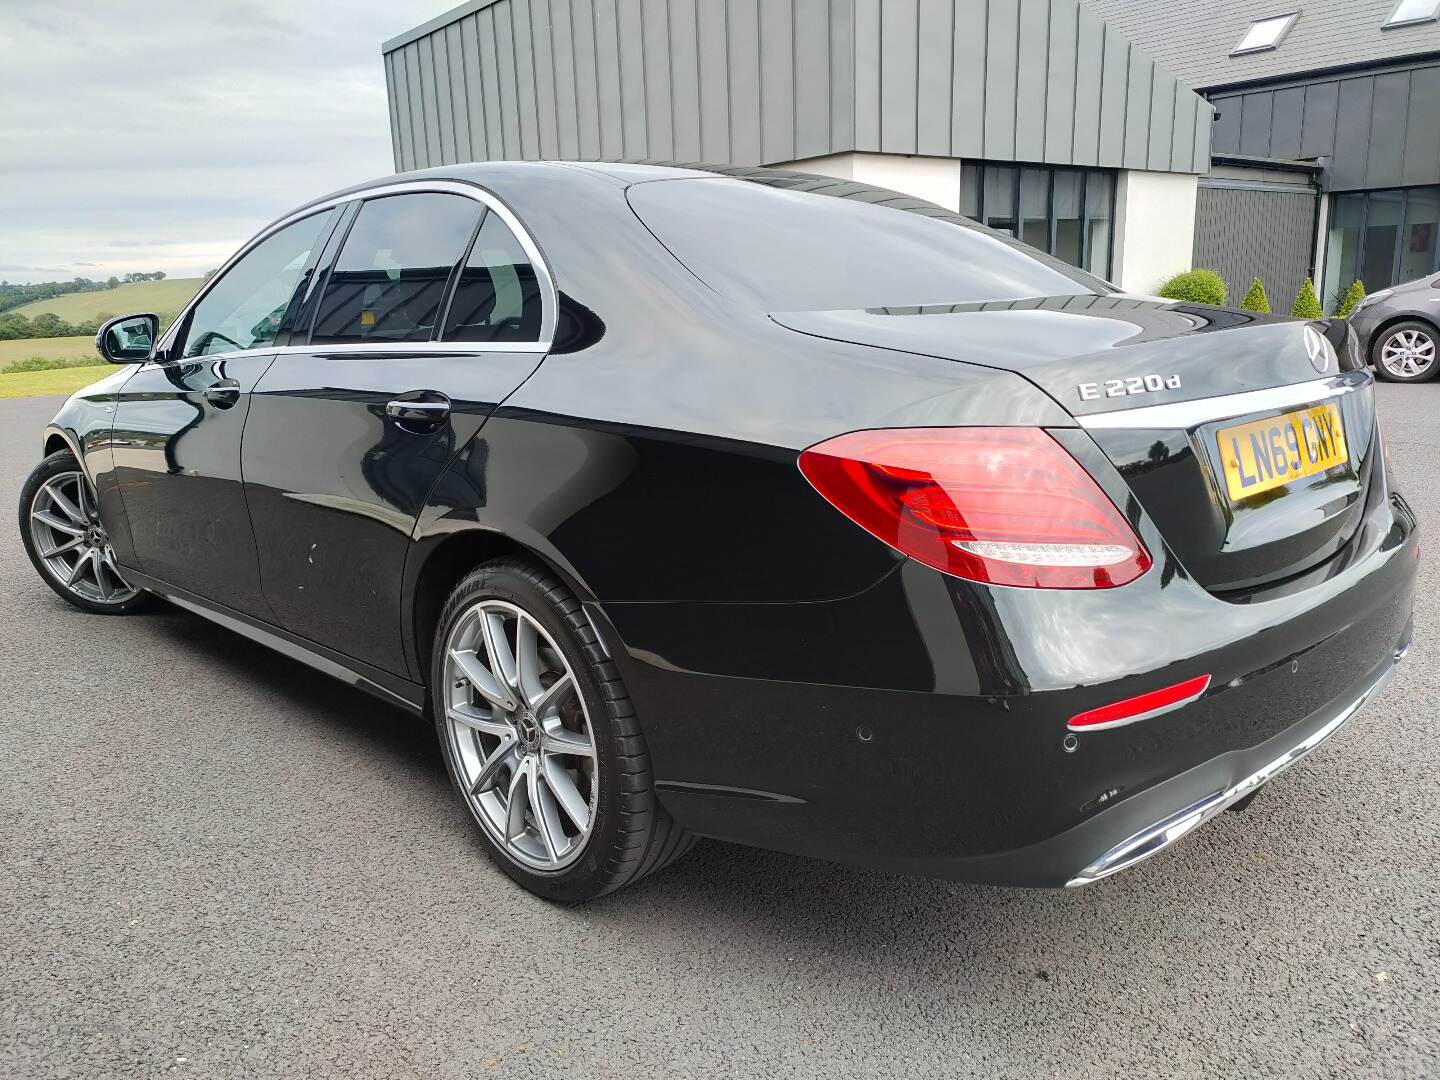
[122,567,427,716]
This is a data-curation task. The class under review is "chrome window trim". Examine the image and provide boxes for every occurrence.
[141,341,549,367]
[1076,371,1371,431]
[154,178,557,360]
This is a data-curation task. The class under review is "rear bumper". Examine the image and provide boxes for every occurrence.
[600,490,1418,888]
[1067,653,1398,886]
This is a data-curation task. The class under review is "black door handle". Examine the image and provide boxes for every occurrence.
[385,392,451,433]
[202,381,242,409]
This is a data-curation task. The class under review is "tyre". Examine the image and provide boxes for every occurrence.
[431,559,694,902]
[1371,320,1439,383]
[18,450,154,615]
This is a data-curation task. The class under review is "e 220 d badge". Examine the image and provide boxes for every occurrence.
[1077,374,1183,401]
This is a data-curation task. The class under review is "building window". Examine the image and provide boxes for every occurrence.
[960,163,1115,279]
[1384,0,1440,27]
[1231,12,1299,55]
[1324,187,1440,308]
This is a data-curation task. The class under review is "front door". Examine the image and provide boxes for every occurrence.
[242,190,551,675]
[110,209,336,618]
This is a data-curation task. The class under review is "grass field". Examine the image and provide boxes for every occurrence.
[0,336,99,369]
[0,364,112,400]
[10,277,202,321]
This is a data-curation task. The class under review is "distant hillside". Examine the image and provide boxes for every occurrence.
[12,278,203,322]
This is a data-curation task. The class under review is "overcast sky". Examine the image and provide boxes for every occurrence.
[0,0,454,284]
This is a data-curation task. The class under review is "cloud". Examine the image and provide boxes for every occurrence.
[0,0,452,283]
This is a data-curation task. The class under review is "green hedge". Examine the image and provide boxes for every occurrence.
[1157,269,1227,306]
[0,355,104,375]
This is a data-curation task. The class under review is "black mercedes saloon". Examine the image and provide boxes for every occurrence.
[19,162,1417,902]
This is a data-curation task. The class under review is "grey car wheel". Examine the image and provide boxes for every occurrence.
[431,559,696,902]
[1373,320,1439,383]
[19,450,153,615]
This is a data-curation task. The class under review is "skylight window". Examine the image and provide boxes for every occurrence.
[1231,12,1300,55]
[1385,0,1440,27]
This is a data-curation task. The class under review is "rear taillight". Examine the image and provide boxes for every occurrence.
[797,427,1151,589]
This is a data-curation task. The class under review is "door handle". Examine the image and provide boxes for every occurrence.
[385,393,451,433]
[202,381,242,409]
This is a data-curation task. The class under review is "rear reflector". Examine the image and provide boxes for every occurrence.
[797,427,1151,588]
[1067,674,1212,731]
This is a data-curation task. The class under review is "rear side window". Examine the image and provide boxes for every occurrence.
[627,177,1108,312]
[442,213,544,342]
[311,193,481,345]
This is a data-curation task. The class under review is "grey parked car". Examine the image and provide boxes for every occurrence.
[1349,273,1440,383]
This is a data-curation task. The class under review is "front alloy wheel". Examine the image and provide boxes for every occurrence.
[1374,321,1439,382]
[19,450,151,615]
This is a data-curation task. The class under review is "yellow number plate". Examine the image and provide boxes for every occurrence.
[1216,402,1349,501]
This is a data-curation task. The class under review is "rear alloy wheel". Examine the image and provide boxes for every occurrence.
[443,598,598,871]
[19,450,152,615]
[431,560,694,901]
[1373,320,1439,382]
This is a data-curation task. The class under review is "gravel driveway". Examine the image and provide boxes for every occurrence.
[2,387,1436,1078]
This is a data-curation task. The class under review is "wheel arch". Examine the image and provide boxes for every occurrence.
[42,425,81,462]
[406,526,605,689]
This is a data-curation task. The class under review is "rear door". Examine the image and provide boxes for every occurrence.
[241,186,552,675]
[111,208,337,618]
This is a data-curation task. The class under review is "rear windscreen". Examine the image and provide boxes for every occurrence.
[627,176,1110,312]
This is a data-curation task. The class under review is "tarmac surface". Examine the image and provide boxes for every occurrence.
[2,387,1436,1078]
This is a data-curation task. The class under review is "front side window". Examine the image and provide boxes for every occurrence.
[180,212,330,358]
[442,213,543,342]
[311,192,482,345]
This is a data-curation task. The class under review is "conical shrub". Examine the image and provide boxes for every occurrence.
[1239,278,1270,313]
[1336,279,1367,319]
[1292,278,1323,320]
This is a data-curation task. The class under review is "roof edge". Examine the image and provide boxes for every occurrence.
[382,0,504,54]
[1199,47,1440,95]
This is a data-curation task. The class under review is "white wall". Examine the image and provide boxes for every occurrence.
[1112,170,1199,294]
[782,152,964,213]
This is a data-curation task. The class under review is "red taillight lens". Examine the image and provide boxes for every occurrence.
[797,427,1151,589]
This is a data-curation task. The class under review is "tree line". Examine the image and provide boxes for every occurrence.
[0,309,178,341]
[0,272,169,316]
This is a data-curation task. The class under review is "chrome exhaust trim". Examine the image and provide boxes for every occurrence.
[1065,661,1398,888]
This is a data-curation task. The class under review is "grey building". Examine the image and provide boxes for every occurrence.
[382,0,1214,293]
[1089,0,1440,308]
[381,0,1440,304]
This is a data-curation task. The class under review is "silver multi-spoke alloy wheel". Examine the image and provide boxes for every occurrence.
[27,470,138,605]
[442,599,598,871]
[1380,327,1437,379]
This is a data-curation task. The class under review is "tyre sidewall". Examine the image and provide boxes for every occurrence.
[430,562,639,903]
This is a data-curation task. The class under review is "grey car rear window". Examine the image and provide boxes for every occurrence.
[627,176,1109,313]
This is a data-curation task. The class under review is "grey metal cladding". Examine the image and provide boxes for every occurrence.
[1193,183,1316,311]
[1082,0,1440,92]
[1211,60,1440,191]
[382,0,1211,174]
